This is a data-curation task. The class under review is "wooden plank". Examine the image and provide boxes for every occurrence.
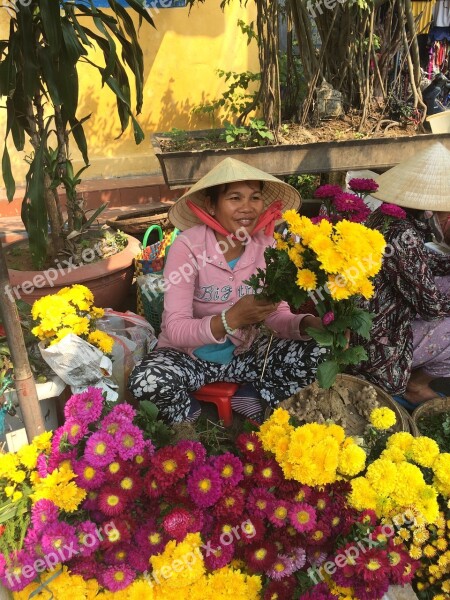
[153,132,450,188]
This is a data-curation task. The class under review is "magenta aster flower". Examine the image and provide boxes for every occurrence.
[176,439,206,467]
[77,520,101,556]
[47,427,77,471]
[30,499,59,532]
[36,453,49,477]
[187,464,223,508]
[73,459,106,490]
[357,509,378,527]
[99,519,132,549]
[254,457,283,487]
[203,535,234,570]
[245,541,277,572]
[314,184,342,199]
[267,499,291,528]
[115,423,145,460]
[333,192,367,213]
[386,543,410,584]
[240,516,265,544]
[98,485,128,516]
[118,469,143,498]
[308,521,331,545]
[61,418,88,445]
[23,528,43,558]
[380,203,407,219]
[289,502,317,533]
[235,432,264,460]
[135,521,166,555]
[144,471,168,498]
[307,549,328,567]
[64,387,104,425]
[348,177,379,193]
[0,550,37,592]
[311,215,332,224]
[267,554,296,580]
[41,522,79,559]
[82,490,99,512]
[104,544,131,566]
[100,563,135,591]
[291,546,306,570]
[213,453,244,486]
[69,556,99,579]
[84,431,116,467]
[128,547,149,572]
[298,582,334,599]
[106,402,136,422]
[152,446,191,486]
[321,311,335,326]
[214,485,245,519]
[246,488,274,518]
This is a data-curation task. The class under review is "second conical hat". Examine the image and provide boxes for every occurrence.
[371,142,450,211]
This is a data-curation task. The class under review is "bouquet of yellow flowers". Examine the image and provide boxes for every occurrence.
[31,285,113,354]
[247,212,386,388]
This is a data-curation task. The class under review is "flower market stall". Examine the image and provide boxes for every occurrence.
[0,386,448,599]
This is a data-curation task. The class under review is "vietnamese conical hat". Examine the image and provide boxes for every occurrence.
[371,142,450,211]
[169,157,301,230]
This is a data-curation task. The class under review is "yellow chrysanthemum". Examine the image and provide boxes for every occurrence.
[369,407,397,430]
[409,436,440,468]
[338,443,366,477]
[327,275,353,300]
[296,268,317,291]
[87,330,114,354]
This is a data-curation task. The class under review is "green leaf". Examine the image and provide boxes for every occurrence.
[350,309,374,339]
[56,48,79,118]
[18,5,39,98]
[6,98,25,151]
[61,19,88,63]
[139,400,159,420]
[38,46,62,106]
[119,0,156,27]
[39,0,62,56]
[68,113,91,165]
[2,144,15,202]
[316,360,340,389]
[338,345,368,366]
[305,327,334,347]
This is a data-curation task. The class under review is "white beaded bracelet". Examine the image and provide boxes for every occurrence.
[221,309,237,335]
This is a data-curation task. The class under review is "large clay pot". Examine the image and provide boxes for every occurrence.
[6,234,141,311]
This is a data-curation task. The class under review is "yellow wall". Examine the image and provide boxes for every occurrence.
[412,0,436,34]
[0,3,258,187]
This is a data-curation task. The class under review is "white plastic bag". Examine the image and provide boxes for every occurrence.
[39,334,118,402]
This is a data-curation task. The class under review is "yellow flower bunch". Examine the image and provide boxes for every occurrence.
[258,408,366,486]
[282,211,386,301]
[31,284,114,353]
[349,432,449,523]
[30,462,86,512]
[369,407,397,430]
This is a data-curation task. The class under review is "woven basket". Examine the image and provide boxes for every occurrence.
[411,396,450,438]
[276,373,409,436]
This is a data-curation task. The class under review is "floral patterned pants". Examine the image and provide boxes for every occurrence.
[127,336,326,423]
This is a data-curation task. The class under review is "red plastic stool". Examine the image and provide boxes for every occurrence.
[192,382,239,426]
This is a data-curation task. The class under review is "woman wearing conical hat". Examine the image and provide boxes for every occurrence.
[128,158,326,424]
[349,143,450,407]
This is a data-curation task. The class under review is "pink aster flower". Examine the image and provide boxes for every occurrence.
[380,203,406,219]
[213,453,244,486]
[30,499,59,532]
[291,546,306,570]
[41,522,79,559]
[357,509,378,527]
[267,554,296,580]
[69,556,99,579]
[203,535,234,570]
[64,387,104,425]
[128,547,149,572]
[308,521,331,545]
[333,192,367,213]
[144,471,168,498]
[23,528,43,558]
[348,177,379,194]
[307,548,328,567]
[61,418,88,445]
[115,423,145,460]
[246,488,274,518]
[84,431,116,467]
[254,458,283,488]
[289,502,317,533]
[47,427,77,471]
[322,311,335,326]
[187,464,223,508]
[240,516,265,544]
[117,468,143,498]
[314,184,342,199]
[162,508,197,542]
[36,453,49,477]
[100,563,135,591]
[77,520,101,556]
[99,519,132,549]
[176,439,207,467]
[98,486,128,517]
[103,544,131,566]
[73,459,106,490]
[311,214,332,224]
[268,499,291,528]
[245,541,277,572]
[1,550,37,592]
[135,521,166,556]
[82,490,99,512]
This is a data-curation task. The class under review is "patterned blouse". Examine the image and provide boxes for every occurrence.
[350,209,450,395]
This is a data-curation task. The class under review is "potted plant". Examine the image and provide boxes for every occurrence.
[0,1,153,307]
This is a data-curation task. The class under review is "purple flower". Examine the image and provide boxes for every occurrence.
[313,184,342,199]
[84,431,116,467]
[311,215,332,224]
[322,312,335,326]
[348,178,379,193]
[380,203,407,219]
[0,550,37,591]
[187,464,223,508]
[41,522,79,560]
[333,192,367,213]
[73,459,106,490]
[213,453,244,487]
[115,423,145,461]
[77,520,101,556]
[267,554,296,580]
[64,387,104,425]
[100,563,135,591]
[30,500,59,533]
[62,418,88,445]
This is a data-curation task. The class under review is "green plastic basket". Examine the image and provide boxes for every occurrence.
[138,274,165,336]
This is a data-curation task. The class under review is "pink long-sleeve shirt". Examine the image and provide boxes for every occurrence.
[157,224,311,357]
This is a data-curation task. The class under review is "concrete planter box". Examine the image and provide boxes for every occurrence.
[152,130,450,188]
